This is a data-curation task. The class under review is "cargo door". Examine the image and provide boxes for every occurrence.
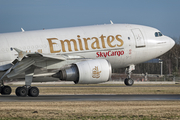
[131,28,145,48]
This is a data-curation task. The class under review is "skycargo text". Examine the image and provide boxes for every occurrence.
[96,50,124,58]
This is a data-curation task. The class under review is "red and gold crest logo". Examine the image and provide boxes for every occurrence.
[92,66,101,78]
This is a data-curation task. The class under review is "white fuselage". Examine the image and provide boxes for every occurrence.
[0,24,175,69]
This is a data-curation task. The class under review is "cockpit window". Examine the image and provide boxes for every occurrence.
[155,32,159,37]
[155,32,163,37]
[159,32,162,36]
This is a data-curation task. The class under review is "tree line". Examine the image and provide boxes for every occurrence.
[113,37,180,76]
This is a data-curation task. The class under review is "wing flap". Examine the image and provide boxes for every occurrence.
[7,58,35,78]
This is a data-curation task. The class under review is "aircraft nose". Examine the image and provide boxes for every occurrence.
[168,37,175,49]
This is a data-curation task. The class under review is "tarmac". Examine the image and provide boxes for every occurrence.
[1,81,179,102]
[0,94,180,102]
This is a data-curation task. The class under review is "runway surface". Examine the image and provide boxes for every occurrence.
[0,94,180,102]
[11,85,180,88]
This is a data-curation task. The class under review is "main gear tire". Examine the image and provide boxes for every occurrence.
[1,86,12,95]
[16,87,27,97]
[28,87,39,97]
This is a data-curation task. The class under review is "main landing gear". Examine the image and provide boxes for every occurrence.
[0,82,39,97]
[0,85,12,95]
[124,65,135,86]
[14,66,39,97]
[15,66,39,97]
[15,86,39,97]
[0,80,12,95]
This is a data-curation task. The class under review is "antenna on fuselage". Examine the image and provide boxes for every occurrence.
[110,20,114,24]
[21,28,25,32]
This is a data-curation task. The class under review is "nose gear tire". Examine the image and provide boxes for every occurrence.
[124,78,134,86]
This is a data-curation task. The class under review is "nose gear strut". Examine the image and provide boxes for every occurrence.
[124,64,135,86]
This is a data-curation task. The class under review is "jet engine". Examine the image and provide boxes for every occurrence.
[52,59,112,84]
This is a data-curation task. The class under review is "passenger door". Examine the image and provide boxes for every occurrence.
[131,28,145,48]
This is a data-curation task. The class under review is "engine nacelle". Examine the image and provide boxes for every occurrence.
[53,59,112,84]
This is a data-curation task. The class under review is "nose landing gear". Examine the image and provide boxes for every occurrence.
[124,65,135,86]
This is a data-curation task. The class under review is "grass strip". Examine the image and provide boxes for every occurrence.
[0,101,180,120]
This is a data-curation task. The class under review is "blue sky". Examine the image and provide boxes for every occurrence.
[0,0,180,38]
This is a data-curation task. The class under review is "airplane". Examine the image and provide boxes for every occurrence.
[0,23,175,97]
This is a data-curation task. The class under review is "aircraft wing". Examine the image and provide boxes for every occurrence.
[0,48,84,80]
[13,48,67,61]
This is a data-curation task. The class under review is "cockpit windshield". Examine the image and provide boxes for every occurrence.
[155,32,163,37]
